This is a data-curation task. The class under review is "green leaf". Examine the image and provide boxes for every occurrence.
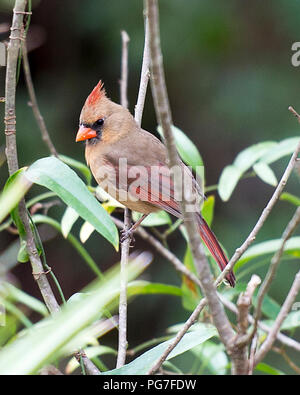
[280,192,300,207]
[61,207,79,238]
[59,154,92,185]
[25,157,119,249]
[60,317,118,356]
[0,254,149,374]
[66,345,117,374]
[132,210,171,227]
[98,280,176,314]
[181,246,201,311]
[0,170,31,223]
[157,125,205,184]
[234,141,277,172]
[127,281,182,297]
[167,321,214,334]
[0,145,6,168]
[259,137,300,165]
[281,310,300,330]
[101,280,179,314]
[191,341,228,375]
[4,169,27,237]
[255,362,285,375]
[95,185,125,208]
[32,214,103,278]
[253,162,278,187]
[2,169,32,262]
[0,240,20,275]
[235,237,300,270]
[201,195,215,226]
[103,326,216,375]
[221,282,247,301]
[161,361,183,374]
[218,141,277,201]
[80,221,95,243]
[17,239,29,263]
[252,293,280,320]
[1,282,48,317]
[218,165,242,202]
[0,315,18,347]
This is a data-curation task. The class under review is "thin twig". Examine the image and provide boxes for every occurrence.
[4,0,60,314]
[251,207,300,340]
[237,275,261,339]
[233,275,261,375]
[75,351,101,376]
[120,31,130,110]
[39,365,64,375]
[5,2,99,375]
[147,0,236,374]
[22,40,58,157]
[134,0,150,126]
[254,270,300,366]
[5,0,25,174]
[272,346,300,375]
[147,298,207,375]
[219,293,300,353]
[248,334,258,375]
[116,30,130,369]
[113,216,300,355]
[116,15,151,367]
[216,128,300,286]
[114,215,211,372]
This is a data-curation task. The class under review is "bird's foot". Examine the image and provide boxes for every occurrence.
[120,227,135,246]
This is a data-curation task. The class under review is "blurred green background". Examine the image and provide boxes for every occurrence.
[0,0,299,373]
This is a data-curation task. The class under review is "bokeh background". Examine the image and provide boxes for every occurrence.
[0,0,300,373]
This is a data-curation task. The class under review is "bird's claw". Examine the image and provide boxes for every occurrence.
[120,228,135,246]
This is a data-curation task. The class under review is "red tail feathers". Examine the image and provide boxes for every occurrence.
[196,214,235,287]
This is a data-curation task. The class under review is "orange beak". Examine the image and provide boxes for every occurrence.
[75,125,97,142]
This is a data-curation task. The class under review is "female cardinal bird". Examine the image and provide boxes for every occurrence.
[76,80,235,287]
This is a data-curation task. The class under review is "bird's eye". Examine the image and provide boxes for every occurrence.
[95,118,104,127]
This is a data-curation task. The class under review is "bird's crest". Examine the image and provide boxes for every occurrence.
[86,80,106,106]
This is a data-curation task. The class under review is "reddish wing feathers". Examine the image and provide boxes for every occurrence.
[128,164,181,217]
[111,161,235,286]
[196,215,236,287]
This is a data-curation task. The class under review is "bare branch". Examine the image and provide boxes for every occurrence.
[147,0,236,373]
[134,1,150,126]
[254,270,300,366]
[116,30,130,369]
[113,216,300,357]
[116,15,152,366]
[272,346,300,375]
[75,351,101,375]
[39,365,64,375]
[252,207,300,338]
[147,298,207,375]
[219,293,300,353]
[237,275,261,338]
[5,0,60,314]
[233,275,261,375]
[216,132,300,286]
[120,30,130,110]
[248,334,258,375]
[5,0,25,174]
[22,41,58,157]
[5,3,99,375]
